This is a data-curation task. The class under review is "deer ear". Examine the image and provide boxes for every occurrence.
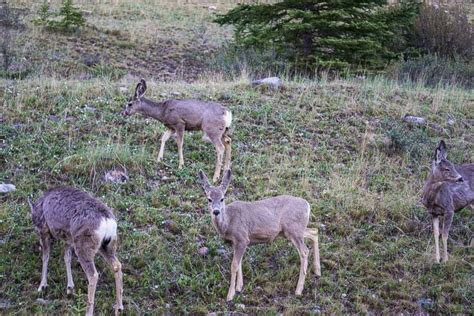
[220,169,232,193]
[435,140,447,164]
[135,79,147,99]
[198,170,211,192]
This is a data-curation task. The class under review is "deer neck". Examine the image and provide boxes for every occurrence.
[422,173,444,207]
[212,206,229,237]
[139,98,166,121]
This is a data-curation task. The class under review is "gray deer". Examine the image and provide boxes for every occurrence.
[422,140,474,263]
[29,187,123,316]
[198,169,321,301]
[123,79,232,182]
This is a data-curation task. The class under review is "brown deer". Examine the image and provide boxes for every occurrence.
[422,140,474,263]
[123,79,232,182]
[198,170,321,301]
[29,187,123,316]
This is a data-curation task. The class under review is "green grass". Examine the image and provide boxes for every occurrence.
[1,1,473,314]
[1,75,473,314]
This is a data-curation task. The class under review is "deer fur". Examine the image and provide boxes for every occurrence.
[29,187,123,316]
[422,140,474,263]
[198,169,321,301]
[123,79,232,182]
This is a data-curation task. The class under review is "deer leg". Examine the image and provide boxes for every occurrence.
[223,134,232,171]
[290,236,309,296]
[236,260,243,293]
[64,244,75,294]
[176,127,185,169]
[441,212,454,262]
[100,239,124,315]
[212,142,225,183]
[304,228,321,276]
[433,217,441,263]
[227,243,246,301]
[77,254,98,316]
[157,129,173,162]
[38,234,51,292]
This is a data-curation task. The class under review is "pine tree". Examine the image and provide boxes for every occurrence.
[57,0,85,30]
[215,0,419,71]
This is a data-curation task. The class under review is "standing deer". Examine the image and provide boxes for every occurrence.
[29,187,123,316]
[422,140,474,263]
[198,170,321,301]
[123,79,232,182]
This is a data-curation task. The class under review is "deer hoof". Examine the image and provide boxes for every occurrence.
[37,284,48,292]
[67,286,74,295]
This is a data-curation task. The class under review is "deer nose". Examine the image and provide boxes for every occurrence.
[213,209,220,216]
[457,177,464,183]
[122,110,129,116]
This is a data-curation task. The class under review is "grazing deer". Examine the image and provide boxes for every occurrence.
[123,79,232,182]
[29,187,123,316]
[198,170,321,301]
[422,140,474,263]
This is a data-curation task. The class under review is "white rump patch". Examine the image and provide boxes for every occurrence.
[224,110,232,128]
[96,217,117,241]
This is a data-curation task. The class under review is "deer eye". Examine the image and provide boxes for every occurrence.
[220,198,224,202]
[444,168,450,171]
[208,198,212,203]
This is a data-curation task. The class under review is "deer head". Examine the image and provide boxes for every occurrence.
[199,169,232,216]
[432,140,464,183]
[122,79,147,116]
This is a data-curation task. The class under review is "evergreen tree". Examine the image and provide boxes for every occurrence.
[215,0,419,71]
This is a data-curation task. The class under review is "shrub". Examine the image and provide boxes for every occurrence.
[388,55,474,88]
[34,0,85,32]
[214,0,419,73]
[413,4,473,60]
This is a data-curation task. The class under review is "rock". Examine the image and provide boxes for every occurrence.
[402,114,426,125]
[208,5,217,11]
[251,76,281,91]
[216,246,227,255]
[162,219,180,234]
[49,115,60,122]
[235,303,245,310]
[160,92,168,97]
[198,246,209,256]
[36,298,49,306]
[447,118,455,126]
[171,91,181,97]
[417,298,434,309]
[104,168,128,184]
[0,299,11,309]
[0,184,16,193]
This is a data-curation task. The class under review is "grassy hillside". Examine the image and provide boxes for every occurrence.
[1,75,473,314]
[1,1,474,315]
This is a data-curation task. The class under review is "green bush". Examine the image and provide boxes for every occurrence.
[413,4,473,60]
[388,55,474,88]
[34,0,85,32]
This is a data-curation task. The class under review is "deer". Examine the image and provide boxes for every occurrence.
[28,187,124,316]
[123,79,232,182]
[421,140,474,263]
[198,169,321,301]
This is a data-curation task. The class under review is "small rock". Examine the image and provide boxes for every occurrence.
[235,303,245,310]
[36,298,48,306]
[162,220,180,234]
[208,5,217,11]
[216,247,227,255]
[104,168,128,184]
[402,114,426,125]
[171,91,181,97]
[119,87,128,93]
[0,184,16,193]
[251,76,281,91]
[447,118,455,126]
[49,115,60,122]
[312,305,322,314]
[198,246,209,256]
[0,299,11,309]
[160,92,168,97]
[417,298,434,309]
[162,176,169,181]
[84,105,97,112]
